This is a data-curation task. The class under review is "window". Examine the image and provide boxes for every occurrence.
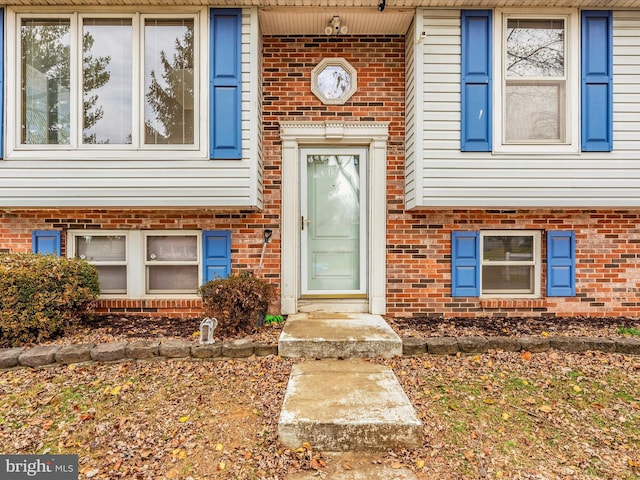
[68,230,207,297]
[461,10,612,153]
[8,9,208,158]
[503,18,567,144]
[75,234,128,294]
[145,234,199,294]
[452,230,575,298]
[496,12,577,152]
[480,231,541,295]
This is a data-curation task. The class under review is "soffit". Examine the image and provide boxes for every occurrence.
[7,0,640,35]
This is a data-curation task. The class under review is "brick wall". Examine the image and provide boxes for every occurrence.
[386,209,640,318]
[0,209,281,318]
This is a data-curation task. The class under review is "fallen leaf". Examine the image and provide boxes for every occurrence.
[215,443,223,451]
[538,404,553,413]
[463,450,475,462]
[218,462,226,470]
[302,442,312,451]
[391,462,402,469]
[521,352,533,362]
[179,416,190,423]
[342,463,352,470]
[415,459,425,469]
[110,385,122,396]
[311,458,326,470]
[501,412,511,421]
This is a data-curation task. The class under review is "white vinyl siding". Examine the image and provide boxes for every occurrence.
[410,9,640,209]
[404,17,418,209]
[0,8,262,209]
[246,7,264,209]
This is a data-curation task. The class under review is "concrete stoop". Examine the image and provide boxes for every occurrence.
[278,359,424,452]
[278,312,403,358]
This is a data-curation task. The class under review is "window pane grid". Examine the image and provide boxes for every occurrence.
[73,234,127,294]
[17,12,198,150]
[502,15,567,145]
[21,18,71,145]
[480,231,539,296]
[144,234,199,294]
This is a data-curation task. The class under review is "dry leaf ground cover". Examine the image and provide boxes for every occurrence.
[1,350,639,479]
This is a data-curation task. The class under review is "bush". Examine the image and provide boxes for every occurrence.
[0,253,100,347]
[199,272,276,336]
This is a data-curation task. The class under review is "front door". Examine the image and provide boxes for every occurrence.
[300,147,367,296]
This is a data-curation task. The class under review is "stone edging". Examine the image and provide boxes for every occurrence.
[1,336,639,369]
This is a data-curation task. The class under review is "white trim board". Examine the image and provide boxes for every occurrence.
[279,121,389,315]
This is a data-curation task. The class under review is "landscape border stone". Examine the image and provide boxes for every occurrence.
[254,343,278,356]
[0,347,25,368]
[550,337,587,352]
[458,336,489,354]
[1,335,638,370]
[519,336,550,353]
[159,339,192,358]
[223,338,255,358]
[615,337,640,354]
[191,341,223,358]
[91,342,128,362]
[583,337,616,353]
[425,337,458,355]
[55,343,95,364]
[486,337,521,352]
[126,340,160,359]
[402,337,427,355]
[18,345,60,367]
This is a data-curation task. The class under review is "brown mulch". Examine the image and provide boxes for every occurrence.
[387,315,640,339]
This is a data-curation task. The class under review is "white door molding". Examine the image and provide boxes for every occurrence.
[279,121,389,314]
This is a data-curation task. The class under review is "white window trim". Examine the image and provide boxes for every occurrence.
[480,230,542,298]
[6,8,209,161]
[493,9,580,155]
[68,229,202,299]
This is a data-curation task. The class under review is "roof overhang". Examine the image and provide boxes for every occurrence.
[6,0,637,36]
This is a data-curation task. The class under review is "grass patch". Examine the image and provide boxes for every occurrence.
[618,327,640,337]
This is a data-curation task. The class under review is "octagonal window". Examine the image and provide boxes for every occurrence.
[311,58,357,105]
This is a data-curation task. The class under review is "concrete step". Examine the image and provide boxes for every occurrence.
[278,359,424,452]
[278,312,403,358]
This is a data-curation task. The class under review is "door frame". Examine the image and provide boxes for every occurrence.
[280,121,388,314]
[300,147,368,296]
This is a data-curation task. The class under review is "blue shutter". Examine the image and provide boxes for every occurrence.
[202,230,231,283]
[581,11,613,152]
[451,231,480,297]
[0,9,4,158]
[210,9,242,159]
[547,231,576,297]
[461,10,492,152]
[32,230,61,256]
